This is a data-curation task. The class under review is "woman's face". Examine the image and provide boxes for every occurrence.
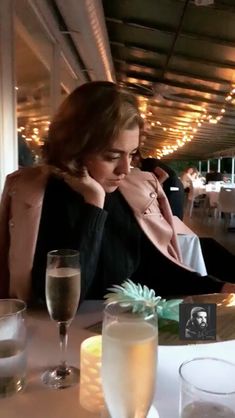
[84,126,139,193]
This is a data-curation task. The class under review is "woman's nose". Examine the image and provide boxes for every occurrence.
[115,156,131,175]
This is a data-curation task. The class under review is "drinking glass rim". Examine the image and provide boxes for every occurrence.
[179,357,235,395]
[104,300,157,321]
[0,298,27,317]
[48,249,80,258]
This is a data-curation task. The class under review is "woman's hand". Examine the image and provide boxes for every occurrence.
[50,166,105,208]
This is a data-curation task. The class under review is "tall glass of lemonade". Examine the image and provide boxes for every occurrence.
[101,301,158,418]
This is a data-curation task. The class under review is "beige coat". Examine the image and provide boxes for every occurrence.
[0,166,186,301]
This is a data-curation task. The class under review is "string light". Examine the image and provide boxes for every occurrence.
[138,83,235,159]
[18,119,50,153]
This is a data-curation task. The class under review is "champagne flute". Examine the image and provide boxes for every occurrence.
[101,301,158,418]
[42,249,81,389]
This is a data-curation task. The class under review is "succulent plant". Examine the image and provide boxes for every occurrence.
[104,279,162,313]
[104,279,182,321]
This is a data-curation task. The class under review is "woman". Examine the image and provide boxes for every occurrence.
[180,167,195,192]
[0,81,234,304]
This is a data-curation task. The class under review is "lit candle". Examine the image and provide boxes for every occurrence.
[79,335,105,413]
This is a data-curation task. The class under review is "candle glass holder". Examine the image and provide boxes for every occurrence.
[80,335,105,413]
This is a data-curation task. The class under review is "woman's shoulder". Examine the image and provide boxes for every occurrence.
[6,165,46,182]
[4,165,49,194]
[126,168,157,182]
[119,168,159,200]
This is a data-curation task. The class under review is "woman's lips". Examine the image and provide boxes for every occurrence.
[109,178,123,183]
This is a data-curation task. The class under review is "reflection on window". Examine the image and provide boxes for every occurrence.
[60,54,78,103]
[14,8,53,166]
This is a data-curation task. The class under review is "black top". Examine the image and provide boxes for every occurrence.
[206,172,223,184]
[141,158,176,177]
[31,176,140,302]
[31,176,224,304]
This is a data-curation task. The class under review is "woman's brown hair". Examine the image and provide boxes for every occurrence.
[45,81,142,171]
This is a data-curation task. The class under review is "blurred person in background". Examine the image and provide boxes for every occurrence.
[18,133,35,167]
[206,169,224,184]
[180,167,201,212]
[180,167,195,192]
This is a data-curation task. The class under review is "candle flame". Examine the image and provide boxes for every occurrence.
[225,294,235,307]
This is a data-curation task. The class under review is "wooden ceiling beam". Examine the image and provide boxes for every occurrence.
[116,65,229,97]
[117,66,231,93]
[111,41,235,72]
[106,17,235,48]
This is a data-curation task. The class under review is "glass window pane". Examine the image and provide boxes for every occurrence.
[15,3,53,165]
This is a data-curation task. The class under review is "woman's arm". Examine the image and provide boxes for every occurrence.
[50,167,108,300]
[50,166,106,209]
[76,202,108,301]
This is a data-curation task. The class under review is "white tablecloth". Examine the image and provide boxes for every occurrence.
[177,234,207,276]
[1,302,235,418]
[188,183,235,208]
[173,216,207,276]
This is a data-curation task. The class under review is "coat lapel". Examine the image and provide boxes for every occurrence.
[9,166,49,299]
[119,168,183,265]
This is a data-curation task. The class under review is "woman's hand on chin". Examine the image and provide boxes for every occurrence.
[50,165,105,209]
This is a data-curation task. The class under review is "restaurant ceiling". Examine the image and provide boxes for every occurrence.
[101,0,235,160]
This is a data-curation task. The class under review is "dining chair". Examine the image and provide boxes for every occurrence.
[217,187,235,227]
[187,180,205,217]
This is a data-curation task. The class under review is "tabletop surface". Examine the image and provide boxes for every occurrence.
[1,300,235,418]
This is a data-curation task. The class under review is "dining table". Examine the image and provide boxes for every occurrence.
[1,299,235,418]
[188,182,235,215]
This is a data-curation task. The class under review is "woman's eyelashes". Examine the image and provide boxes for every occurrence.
[103,151,137,162]
[104,153,121,161]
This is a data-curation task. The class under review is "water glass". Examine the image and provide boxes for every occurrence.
[179,357,235,417]
[101,301,158,418]
[0,299,27,397]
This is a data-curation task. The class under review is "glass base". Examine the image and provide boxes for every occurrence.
[41,366,80,389]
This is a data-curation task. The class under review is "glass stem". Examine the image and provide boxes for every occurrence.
[58,322,69,373]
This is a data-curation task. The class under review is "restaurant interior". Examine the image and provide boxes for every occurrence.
[0,1,235,417]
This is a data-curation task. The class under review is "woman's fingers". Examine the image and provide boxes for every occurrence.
[50,165,89,179]
[78,166,88,177]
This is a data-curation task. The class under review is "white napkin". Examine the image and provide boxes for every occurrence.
[148,405,159,418]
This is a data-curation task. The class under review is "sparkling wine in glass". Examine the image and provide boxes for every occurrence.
[101,301,158,418]
[42,249,81,389]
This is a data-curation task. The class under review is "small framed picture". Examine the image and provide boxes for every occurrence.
[179,303,216,341]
